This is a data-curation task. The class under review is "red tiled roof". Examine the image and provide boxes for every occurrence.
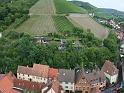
[102,60,118,76]
[17,64,49,78]
[51,79,60,93]
[17,66,36,76]
[33,64,49,78]
[13,79,45,91]
[49,68,58,79]
[0,72,20,93]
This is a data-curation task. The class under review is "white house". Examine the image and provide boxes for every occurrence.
[102,60,118,84]
[17,64,49,84]
[58,69,75,93]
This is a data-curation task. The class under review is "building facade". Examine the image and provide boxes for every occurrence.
[58,69,75,93]
[102,60,118,84]
[17,64,49,84]
[75,70,106,93]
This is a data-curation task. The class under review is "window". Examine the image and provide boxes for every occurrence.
[65,86,68,88]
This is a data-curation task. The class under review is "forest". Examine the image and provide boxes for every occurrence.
[0,28,118,74]
[0,0,38,32]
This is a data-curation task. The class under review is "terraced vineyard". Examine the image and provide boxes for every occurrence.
[53,16,74,33]
[68,14,109,40]
[12,0,57,35]
[30,0,56,15]
[16,15,57,35]
[54,0,87,14]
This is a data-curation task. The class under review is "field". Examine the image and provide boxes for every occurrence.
[53,0,87,14]
[9,0,57,36]
[68,14,109,40]
[53,16,74,33]
[15,15,57,36]
[29,0,56,15]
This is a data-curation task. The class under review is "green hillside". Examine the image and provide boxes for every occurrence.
[70,1,96,12]
[54,0,87,14]
[71,1,124,19]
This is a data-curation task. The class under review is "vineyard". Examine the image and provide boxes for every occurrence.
[16,15,57,35]
[53,0,86,14]
[29,0,56,15]
[68,14,109,40]
[53,16,75,33]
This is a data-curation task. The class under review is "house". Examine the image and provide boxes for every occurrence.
[13,79,45,92]
[75,69,106,93]
[58,69,75,93]
[101,60,119,84]
[0,72,21,93]
[17,64,49,84]
[34,36,48,44]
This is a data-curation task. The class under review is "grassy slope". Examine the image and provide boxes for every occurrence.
[29,0,56,15]
[54,0,87,14]
[68,14,109,40]
[7,0,57,35]
[16,15,57,36]
[53,16,74,33]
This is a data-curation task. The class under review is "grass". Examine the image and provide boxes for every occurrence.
[53,16,75,33]
[53,0,87,14]
[15,15,57,36]
[29,0,56,15]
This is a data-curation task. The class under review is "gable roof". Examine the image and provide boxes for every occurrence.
[17,66,36,76]
[13,79,45,91]
[33,64,49,78]
[48,68,58,79]
[75,69,106,85]
[102,60,118,76]
[0,72,20,93]
[17,64,49,78]
[58,69,75,83]
[51,79,60,93]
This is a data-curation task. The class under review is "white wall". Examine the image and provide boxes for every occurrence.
[104,72,118,84]
[60,82,74,92]
[47,89,56,93]
[17,73,47,84]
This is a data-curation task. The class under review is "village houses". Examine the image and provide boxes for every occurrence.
[17,64,49,84]
[101,60,119,84]
[0,60,120,93]
[75,69,106,93]
[58,69,75,93]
